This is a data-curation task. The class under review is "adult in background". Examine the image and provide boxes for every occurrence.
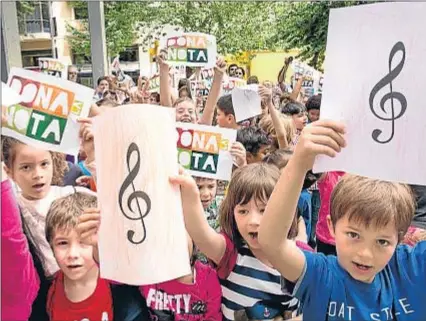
[67,65,79,83]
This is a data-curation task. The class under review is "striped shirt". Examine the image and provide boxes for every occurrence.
[217,234,300,321]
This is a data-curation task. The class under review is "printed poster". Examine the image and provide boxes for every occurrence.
[162,32,217,68]
[2,67,93,155]
[222,77,247,95]
[291,60,322,98]
[94,105,190,285]
[176,122,237,181]
[313,2,426,185]
[38,58,68,80]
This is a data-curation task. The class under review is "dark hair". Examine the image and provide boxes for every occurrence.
[178,85,192,99]
[306,94,322,111]
[96,97,120,107]
[228,63,238,74]
[217,94,235,116]
[263,148,293,169]
[236,127,270,156]
[178,78,190,90]
[281,101,306,116]
[236,67,245,77]
[150,92,160,103]
[97,76,109,86]
[247,75,259,84]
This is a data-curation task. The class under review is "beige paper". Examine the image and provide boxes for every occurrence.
[93,104,190,285]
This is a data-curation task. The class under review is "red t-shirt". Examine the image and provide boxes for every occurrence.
[47,271,113,321]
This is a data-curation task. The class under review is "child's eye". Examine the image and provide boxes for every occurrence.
[41,161,50,167]
[238,209,248,215]
[56,241,68,246]
[20,165,31,171]
[259,208,266,214]
[208,185,215,189]
[346,232,359,239]
[377,239,390,247]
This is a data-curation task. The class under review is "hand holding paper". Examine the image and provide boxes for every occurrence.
[231,84,262,122]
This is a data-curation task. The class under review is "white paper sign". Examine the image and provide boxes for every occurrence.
[162,32,217,68]
[2,68,93,155]
[2,82,23,107]
[232,84,262,122]
[94,105,190,285]
[38,58,68,80]
[313,2,426,185]
[176,122,237,181]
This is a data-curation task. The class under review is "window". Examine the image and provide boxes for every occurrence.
[19,1,51,34]
[73,5,88,20]
[119,46,139,62]
[21,49,53,67]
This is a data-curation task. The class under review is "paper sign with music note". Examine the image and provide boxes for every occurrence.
[232,84,262,122]
[313,2,426,185]
[93,105,191,285]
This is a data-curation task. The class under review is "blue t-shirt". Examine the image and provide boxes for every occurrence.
[293,242,426,321]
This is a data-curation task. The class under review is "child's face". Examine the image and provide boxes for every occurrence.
[329,214,399,283]
[52,228,96,282]
[196,178,217,209]
[7,144,53,200]
[176,100,197,124]
[292,112,308,131]
[234,197,266,250]
[308,109,320,122]
[247,145,270,164]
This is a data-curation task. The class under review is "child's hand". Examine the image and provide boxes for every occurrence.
[294,119,346,172]
[169,167,199,194]
[157,49,169,70]
[258,84,272,104]
[78,118,95,161]
[76,175,91,187]
[77,208,101,247]
[214,56,227,75]
[230,142,247,168]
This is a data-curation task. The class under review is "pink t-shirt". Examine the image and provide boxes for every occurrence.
[316,171,345,245]
[140,261,222,320]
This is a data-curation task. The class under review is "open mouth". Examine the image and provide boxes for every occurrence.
[180,118,192,123]
[67,264,83,270]
[32,183,45,190]
[248,232,258,240]
[201,200,211,207]
[352,261,373,272]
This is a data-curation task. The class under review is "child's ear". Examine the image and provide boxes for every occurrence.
[228,114,236,124]
[3,164,13,180]
[326,215,336,238]
[246,152,254,164]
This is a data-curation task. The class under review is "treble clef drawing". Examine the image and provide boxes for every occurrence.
[369,41,407,144]
[118,142,151,244]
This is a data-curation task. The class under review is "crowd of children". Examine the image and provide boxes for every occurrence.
[2,41,426,321]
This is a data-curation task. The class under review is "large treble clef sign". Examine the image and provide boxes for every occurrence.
[369,41,407,144]
[118,142,151,244]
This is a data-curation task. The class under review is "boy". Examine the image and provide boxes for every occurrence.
[259,120,426,321]
[215,94,240,129]
[236,126,270,164]
[305,94,321,123]
[45,192,149,321]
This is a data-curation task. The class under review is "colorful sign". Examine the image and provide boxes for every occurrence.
[93,105,190,285]
[291,60,322,98]
[2,68,93,155]
[176,123,237,181]
[38,58,68,80]
[222,77,247,95]
[162,32,217,68]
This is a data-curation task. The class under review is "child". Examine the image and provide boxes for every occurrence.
[215,94,240,129]
[77,205,223,321]
[259,119,426,320]
[280,102,308,146]
[236,127,270,164]
[171,163,308,321]
[195,177,223,231]
[46,192,149,321]
[305,94,321,123]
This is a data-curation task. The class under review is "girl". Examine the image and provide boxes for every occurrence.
[171,163,308,321]
[281,102,308,146]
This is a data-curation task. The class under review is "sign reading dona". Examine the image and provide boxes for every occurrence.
[162,32,217,68]
[176,122,237,181]
[2,68,93,155]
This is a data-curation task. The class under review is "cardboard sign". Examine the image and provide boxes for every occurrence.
[313,2,426,185]
[38,58,68,80]
[2,82,23,107]
[2,68,93,155]
[176,123,237,181]
[232,84,262,122]
[94,105,190,285]
[163,32,217,68]
[222,77,247,95]
[291,60,322,98]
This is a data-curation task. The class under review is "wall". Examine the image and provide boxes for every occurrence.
[249,50,299,83]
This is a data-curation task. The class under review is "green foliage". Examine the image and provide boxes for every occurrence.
[271,1,376,70]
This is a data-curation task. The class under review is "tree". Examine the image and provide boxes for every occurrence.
[271,1,375,70]
[66,1,278,61]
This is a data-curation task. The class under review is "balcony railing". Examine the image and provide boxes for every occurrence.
[19,19,51,35]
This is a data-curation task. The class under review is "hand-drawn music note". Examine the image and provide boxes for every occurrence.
[118,142,151,244]
[369,41,407,144]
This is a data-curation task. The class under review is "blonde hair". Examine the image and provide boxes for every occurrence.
[258,114,296,149]
[2,137,68,186]
[331,175,415,241]
[219,163,298,247]
[45,192,98,244]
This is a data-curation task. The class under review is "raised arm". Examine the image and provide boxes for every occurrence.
[258,120,346,282]
[170,169,226,265]
[278,57,293,91]
[258,85,288,149]
[198,57,226,126]
[158,50,173,108]
[1,163,40,321]
[289,76,304,102]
